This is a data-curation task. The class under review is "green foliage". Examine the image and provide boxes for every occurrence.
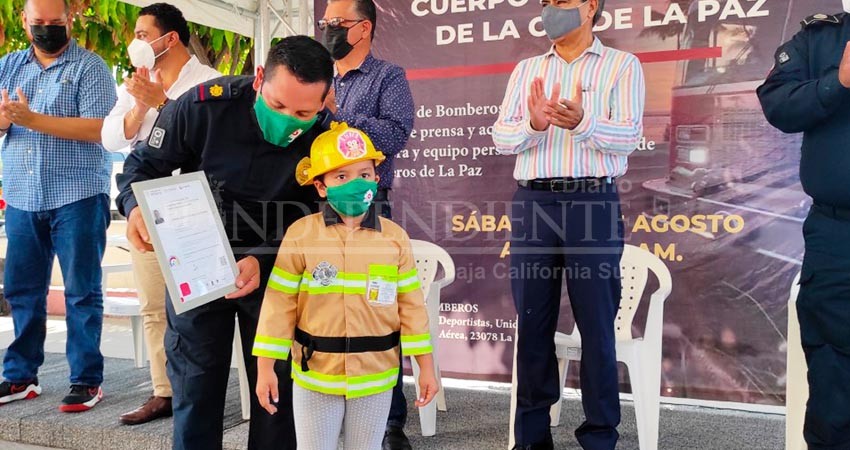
[0,0,254,79]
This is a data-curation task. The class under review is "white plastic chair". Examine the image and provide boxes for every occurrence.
[233,321,251,421]
[509,244,673,450]
[786,272,807,450]
[102,263,146,368]
[409,239,456,437]
[101,261,251,420]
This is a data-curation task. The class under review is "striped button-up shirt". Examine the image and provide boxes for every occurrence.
[493,38,645,180]
[0,41,116,212]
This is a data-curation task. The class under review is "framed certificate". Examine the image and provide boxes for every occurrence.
[132,171,239,314]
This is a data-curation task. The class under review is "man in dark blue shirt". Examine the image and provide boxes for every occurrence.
[758,10,850,450]
[319,1,416,448]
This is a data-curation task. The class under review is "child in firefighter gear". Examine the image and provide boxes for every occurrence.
[253,122,438,450]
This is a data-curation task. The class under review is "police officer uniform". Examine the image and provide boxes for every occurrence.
[116,76,331,450]
[758,12,850,450]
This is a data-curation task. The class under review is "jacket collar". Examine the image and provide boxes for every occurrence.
[322,202,381,231]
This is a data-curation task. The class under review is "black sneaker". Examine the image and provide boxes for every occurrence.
[0,379,42,405]
[59,384,103,413]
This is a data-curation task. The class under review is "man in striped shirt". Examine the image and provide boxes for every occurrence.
[493,1,645,449]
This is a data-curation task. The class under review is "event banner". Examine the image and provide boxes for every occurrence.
[337,0,816,405]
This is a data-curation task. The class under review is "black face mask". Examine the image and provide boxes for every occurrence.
[30,25,69,54]
[322,26,358,60]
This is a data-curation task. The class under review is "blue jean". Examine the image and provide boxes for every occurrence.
[2,194,109,386]
[376,189,407,429]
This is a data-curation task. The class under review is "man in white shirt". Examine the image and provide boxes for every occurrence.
[100,2,220,426]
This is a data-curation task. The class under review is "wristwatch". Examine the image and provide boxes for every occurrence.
[155,98,170,112]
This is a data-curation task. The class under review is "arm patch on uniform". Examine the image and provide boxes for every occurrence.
[801,13,841,28]
[149,127,166,149]
[773,43,799,68]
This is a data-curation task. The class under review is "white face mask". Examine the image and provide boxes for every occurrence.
[127,33,171,69]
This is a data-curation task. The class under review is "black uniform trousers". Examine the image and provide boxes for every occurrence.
[511,183,623,450]
[165,259,295,450]
[798,204,850,450]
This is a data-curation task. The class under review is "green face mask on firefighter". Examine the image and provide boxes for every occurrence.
[253,94,318,147]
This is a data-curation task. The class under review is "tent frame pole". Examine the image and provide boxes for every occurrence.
[253,0,314,70]
[253,0,271,70]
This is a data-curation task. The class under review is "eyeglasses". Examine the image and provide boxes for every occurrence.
[317,17,365,31]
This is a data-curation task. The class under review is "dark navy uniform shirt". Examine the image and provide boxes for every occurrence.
[116,75,330,267]
[758,12,850,209]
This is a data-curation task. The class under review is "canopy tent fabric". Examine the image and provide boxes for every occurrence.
[120,0,315,66]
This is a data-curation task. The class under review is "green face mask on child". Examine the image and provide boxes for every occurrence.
[326,178,378,217]
[253,94,318,147]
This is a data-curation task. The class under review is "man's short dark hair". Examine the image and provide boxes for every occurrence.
[265,36,334,96]
[24,0,71,15]
[330,0,377,40]
[594,0,605,25]
[139,3,191,47]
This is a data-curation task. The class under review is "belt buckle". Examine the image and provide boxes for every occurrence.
[550,179,563,192]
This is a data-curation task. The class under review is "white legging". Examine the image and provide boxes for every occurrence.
[292,383,393,450]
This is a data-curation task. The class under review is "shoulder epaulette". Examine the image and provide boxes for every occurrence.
[194,81,235,103]
[801,13,842,29]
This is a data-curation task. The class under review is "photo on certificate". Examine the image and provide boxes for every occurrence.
[131,171,239,314]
